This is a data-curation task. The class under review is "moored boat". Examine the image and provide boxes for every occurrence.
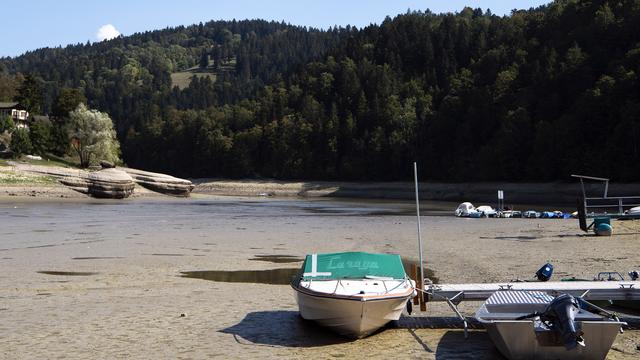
[455,202,478,217]
[627,206,640,215]
[476,205,498,217]
[476,290,626,360]
[291,251,416,338]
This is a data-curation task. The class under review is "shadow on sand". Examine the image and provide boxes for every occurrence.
[394,316,503,359]
[433,330,504,359]
[220,310,349,347]
[221,311,505,358]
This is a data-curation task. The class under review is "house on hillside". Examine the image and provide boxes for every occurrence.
[0,102,30,128]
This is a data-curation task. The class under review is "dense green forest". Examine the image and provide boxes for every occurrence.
[1,0,639,181]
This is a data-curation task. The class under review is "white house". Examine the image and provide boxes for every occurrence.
[0,102,30,128]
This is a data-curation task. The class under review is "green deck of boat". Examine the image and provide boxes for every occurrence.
[301,252,407,281]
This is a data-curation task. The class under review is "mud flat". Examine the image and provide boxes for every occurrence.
[0,197,638,359]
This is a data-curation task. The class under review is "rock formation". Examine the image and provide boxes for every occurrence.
[123,168,194,197]
[11,161,193,198]
[86,168,135,198]
[55,167,135,198]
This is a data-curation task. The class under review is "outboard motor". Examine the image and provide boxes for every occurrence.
[535,263,554,282]
[541,294,585,350]
[630,270,639,281]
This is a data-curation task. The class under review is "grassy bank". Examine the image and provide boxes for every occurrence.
[0,169,58,185]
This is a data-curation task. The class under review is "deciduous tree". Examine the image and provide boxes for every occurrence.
[68,104,121,168]
[10,128,32,155]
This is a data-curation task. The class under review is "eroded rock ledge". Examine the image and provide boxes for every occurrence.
[122,168,195,197]
[10,162,193,199]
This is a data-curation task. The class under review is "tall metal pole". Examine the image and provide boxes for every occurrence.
[414,162,424,300]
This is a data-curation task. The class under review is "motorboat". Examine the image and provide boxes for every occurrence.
[499,210,513,218]
[476,205,498,217]
[291,252,416,338]
[476,290,626,360]
[455,202,478,217]
[627,206,640,215]
[455,202,497,217]
[524,210,540,218]
[499,210,521,218]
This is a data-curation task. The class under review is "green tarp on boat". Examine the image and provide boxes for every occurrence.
[301,252,407,281]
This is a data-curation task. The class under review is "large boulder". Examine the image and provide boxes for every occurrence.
[123,168,194,197]
[87,168,135,199]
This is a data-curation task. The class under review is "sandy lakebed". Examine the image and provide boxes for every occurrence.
[0,195,639,359]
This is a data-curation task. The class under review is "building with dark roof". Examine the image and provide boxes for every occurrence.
[0,102,30,128]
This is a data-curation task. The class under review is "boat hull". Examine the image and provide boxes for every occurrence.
[293,286,411,338]
[479,319,623,360]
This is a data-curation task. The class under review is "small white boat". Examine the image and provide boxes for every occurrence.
[476,205,498,217]
[524,210,541,218]
[291,252,416,338]
[476,290,626,360]
[627,206,640,215]
[455,202,478,217]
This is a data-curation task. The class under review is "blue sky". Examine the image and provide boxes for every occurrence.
[1,0,551,58]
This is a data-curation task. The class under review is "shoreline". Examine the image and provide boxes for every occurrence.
[193,178,640,205]
[2,177,640,206]
[3,162,640,205]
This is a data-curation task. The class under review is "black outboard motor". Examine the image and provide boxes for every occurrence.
[535,263,554,282]
[629,270,639,281]
[541,294,585,350]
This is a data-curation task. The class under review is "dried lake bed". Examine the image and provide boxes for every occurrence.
[1,196,639,359]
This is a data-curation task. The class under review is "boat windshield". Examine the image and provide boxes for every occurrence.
[300,252,407,281]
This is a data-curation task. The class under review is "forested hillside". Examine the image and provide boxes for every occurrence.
[2,0,639,181]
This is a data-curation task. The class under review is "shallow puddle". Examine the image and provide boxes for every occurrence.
[72,257,123,260]
[181,258,437,286]
[27,244,56,249]
[249,255,304,263]
[181,268,299,285]
[37,271,99,276]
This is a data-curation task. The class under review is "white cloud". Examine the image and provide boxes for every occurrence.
[96,24,121,41]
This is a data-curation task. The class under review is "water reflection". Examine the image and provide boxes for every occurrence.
[249,255,304,263]
[181,257,437,286]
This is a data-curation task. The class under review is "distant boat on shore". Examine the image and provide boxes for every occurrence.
[291,252,416,338]
[627,206,640,215]
[454,202,497,217]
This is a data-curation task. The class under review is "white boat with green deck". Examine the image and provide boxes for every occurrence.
[291,252,416,338]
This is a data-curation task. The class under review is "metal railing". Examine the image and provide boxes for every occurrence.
[572,174,640,216]
[583,196,640,215]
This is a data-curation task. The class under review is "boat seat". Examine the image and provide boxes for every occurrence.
[485,290,553,314]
